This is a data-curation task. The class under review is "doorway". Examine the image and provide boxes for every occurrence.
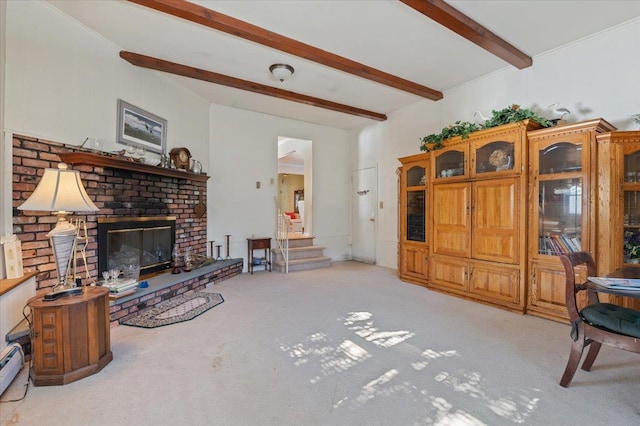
[351,166,377,264]
[278,137,312,234]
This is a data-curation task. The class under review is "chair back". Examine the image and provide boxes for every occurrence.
[559,252,597,323]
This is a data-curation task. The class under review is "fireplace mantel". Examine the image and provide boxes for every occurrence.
[59,152,209,182]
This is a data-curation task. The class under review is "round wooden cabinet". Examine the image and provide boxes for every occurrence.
[28,286,112,386]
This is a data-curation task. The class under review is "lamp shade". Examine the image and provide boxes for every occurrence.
[18,163,99,213]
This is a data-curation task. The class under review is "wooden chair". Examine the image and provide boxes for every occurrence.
[558,252,640,387]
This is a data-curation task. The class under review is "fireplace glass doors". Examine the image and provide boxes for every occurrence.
[98,216,176,278]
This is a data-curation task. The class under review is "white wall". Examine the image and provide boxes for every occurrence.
[357,17,640,270]
[209,105,351,266]
[4,1,209,162]
[1,0,7,278]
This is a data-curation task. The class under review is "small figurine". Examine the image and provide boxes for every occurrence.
[172,245,181,274]
[183,247,192,272]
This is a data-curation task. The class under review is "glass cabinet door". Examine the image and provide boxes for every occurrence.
[407,165,426,187]
[406,191,425,242]
[539,142,582,174]
[405,165,426,242]
[536,142,586,256]
[473,140,515,175]
[623,150,640,263]
[434,146,466,179]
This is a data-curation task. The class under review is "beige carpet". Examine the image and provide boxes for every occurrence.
[1,261,639,425]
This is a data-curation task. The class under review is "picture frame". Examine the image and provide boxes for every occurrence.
[117,99,167,154]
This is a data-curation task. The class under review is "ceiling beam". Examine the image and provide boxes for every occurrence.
[127,0,443,100]
[400,0,532,69]
[119,51,387,121]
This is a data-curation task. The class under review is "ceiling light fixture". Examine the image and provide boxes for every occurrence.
[269,63,294,82]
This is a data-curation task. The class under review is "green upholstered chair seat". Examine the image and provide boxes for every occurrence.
[581,303,640,338]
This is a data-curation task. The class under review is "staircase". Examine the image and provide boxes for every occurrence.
[272,235,331,272]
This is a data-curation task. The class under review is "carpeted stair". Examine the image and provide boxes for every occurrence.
[272,236,331,272]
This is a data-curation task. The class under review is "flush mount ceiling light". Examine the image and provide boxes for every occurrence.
[269,63,294,82]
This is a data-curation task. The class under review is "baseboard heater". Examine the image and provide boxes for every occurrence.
[0,343,24,396]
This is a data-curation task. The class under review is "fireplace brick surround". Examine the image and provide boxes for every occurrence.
[12,134,242,325]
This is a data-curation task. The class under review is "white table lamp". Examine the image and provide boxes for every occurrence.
[19,163,99,299]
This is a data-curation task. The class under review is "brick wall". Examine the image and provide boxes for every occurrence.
[12,134,208,290]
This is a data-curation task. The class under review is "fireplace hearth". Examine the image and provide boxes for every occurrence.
[98,217,176,278]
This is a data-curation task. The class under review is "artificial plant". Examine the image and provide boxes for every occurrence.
[420,104,553,152]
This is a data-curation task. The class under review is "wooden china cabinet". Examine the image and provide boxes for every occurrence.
[526,119,616,321]
[428,120,540,312]
[399,120,540,312]
[596,130,640,310]
[399,118,638,321]
[398,153,429,285]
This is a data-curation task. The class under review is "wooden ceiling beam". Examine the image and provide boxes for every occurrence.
[127,0,443,100]
[400,0,532,69]
[119,51,387,121]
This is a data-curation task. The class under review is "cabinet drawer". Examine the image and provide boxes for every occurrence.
[430,255,467,292]
[468,261,520,306]
[250,239,270,249]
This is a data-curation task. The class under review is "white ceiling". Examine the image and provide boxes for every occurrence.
[48,0,640,129]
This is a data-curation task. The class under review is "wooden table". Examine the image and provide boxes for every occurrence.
[27,286,112,386]
[247,237,272,274]
[586,267,640,299]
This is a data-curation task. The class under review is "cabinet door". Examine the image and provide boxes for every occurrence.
[432,183,470,257]
[401,162,428,243]
[31,307,65,376]
[433,144,468,180]
[430,254,467,292]
[472,178,519,264]
[617,145,640,310]
[471,135,519,178]
[531,135,590,258]
[623,146,640,264]
[527,261,570,320]
[468,260,520,306]
[400,243,428,283]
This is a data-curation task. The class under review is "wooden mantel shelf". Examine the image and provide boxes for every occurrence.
[59,152,209,182]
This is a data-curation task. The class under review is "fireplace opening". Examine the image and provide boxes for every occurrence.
[98,216,176,278]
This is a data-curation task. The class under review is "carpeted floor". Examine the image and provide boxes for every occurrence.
[121,292,224,328]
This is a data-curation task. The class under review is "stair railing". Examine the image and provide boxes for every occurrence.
[275,198,289,273]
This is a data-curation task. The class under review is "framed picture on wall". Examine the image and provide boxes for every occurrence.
[116,99,167,154]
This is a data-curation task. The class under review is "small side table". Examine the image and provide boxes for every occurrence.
[27,286,112,386]
[247,237,272,274]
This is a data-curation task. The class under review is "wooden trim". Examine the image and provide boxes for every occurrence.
[126,0,443,100]
[0,271,37,297]
[400,0,532,69]
[120,51,387,121]
[58,152,210,182]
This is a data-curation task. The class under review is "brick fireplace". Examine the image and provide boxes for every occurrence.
[12,134,242,324]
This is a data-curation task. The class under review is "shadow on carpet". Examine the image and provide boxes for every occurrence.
[122,292,224,328]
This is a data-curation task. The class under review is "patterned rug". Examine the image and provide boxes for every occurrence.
[122,292,224,328]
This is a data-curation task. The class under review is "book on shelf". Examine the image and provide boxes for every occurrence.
[541,234,582,254]
[588,276,640,290]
